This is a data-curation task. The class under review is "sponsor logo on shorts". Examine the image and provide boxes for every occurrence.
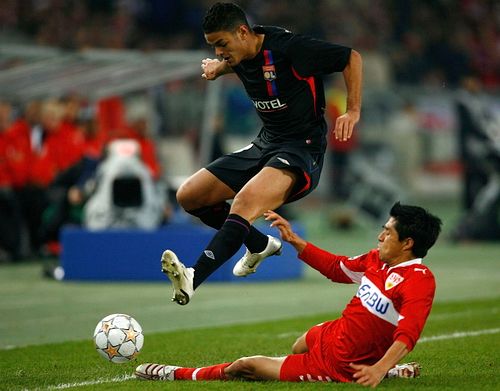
[277,157,290,165]
[233,144,253,153]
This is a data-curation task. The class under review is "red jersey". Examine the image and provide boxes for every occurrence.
[298,243,435,382]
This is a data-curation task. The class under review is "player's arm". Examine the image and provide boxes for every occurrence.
[334,49,362,142]
[350,340,409,388]
[264,210,306,252]
[264,210,364,283]
[201,58,234,80]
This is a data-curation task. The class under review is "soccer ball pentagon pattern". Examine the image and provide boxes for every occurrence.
[93,313,144,363]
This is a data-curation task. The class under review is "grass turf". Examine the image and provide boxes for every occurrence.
[1,297,498,390]
[1,198,499,389]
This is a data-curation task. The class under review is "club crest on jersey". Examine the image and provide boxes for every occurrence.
[262,65,277,81]
[385,272,404,290]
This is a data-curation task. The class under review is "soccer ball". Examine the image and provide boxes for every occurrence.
[93,313,144,363]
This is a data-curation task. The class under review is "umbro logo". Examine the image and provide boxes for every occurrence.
[204,250,215,260]
[277,157,290,165]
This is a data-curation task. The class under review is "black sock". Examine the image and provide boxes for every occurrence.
[192,214,250,289]
[187,202,230,230]
[188,203,268,253]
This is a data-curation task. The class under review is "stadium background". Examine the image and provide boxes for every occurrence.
[0,1,498,388]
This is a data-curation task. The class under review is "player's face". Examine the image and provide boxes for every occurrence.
[205,26,251,66]
[377,217,409,265]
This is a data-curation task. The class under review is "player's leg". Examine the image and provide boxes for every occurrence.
[162,167,290,304]
[225,356,286,380]
[160,169,235,304]
[291,332,308,354]
[176,168,236,211]
[291,322,323,354]
[135,356,285,382]
[233,148,324,276]
[177,168,271,254]
[191,166,297,289]
[230,166,297,222]
[135,362,232,381]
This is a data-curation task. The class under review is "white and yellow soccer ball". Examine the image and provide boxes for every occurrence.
[93,313,144,363]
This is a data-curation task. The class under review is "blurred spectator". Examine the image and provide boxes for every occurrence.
[38,107,102,258]
[452,75,500,241]
[0,101,22,262]
[325,78,359,201]
[386,100,423,191]
[1,0,497,88]
[39,101,171,259]
[124,104,162,181]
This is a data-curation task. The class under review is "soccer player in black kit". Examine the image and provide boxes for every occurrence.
[161,2,363,305]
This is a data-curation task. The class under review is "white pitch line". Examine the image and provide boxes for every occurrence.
[39,327,500,390]
[419,327,500,343]
[47,374,134,390]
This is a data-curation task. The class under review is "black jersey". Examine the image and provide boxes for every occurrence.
[232,25,351,146]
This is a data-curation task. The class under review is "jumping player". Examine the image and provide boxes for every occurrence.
[161,2,363,305]
[136,202,442,387]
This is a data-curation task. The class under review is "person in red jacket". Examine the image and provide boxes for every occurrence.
[0,101,22,261]
[135,202,442,387]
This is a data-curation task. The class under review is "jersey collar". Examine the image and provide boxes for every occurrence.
[386,258,423,272]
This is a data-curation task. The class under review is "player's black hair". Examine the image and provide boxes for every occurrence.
[202,2,251,34]
[390,202,442,258]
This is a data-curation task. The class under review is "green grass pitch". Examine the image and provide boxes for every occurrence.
[0,200,499,390]
[1,298,499,390]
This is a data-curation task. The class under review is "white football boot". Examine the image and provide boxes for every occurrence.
[233,235,282,277]
[135,363,180,381]
[161,250,194,305]
[386,362,421,378]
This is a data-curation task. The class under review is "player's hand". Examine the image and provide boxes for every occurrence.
[333,110,359,141]
[264,210,294,240]
[350,363,386,388]
[201,58,224,80]
[264,210,307,253]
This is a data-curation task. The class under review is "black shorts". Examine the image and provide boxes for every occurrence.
[206,139,325,203]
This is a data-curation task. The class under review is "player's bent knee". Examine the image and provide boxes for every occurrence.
[291,335,308,354]
[232,193,270,221]
[176,180,207,210]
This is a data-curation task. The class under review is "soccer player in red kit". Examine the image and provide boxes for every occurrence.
[160,1,362,306]
[136,202,442,387]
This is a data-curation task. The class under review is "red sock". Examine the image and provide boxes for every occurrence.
[174,363,232,381]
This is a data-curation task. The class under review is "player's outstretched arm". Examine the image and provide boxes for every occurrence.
[334,49,362,141]
[201,58,234,80]
[264,210,307,253]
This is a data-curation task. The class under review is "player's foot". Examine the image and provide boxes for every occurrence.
[233,235,282,277]
[135,363,180,381]
[386,362,421,378]
[161,250,194,305]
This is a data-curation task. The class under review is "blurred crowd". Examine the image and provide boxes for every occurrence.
[0,0,498,261]
[0,0,498,89]
[0,96,164,262]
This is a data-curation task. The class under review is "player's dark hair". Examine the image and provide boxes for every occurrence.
[390,202,442,258]
[203,2,250,34]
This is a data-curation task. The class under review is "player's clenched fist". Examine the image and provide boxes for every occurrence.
[201,58,225,80]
